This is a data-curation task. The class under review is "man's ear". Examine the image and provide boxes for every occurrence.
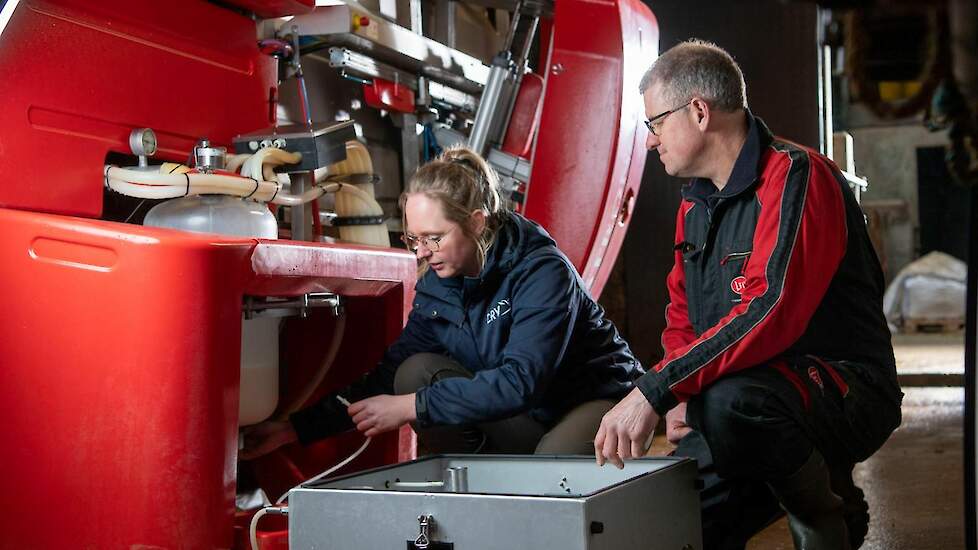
[691,97,710,130]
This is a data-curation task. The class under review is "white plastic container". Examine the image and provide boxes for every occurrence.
[143,195,278,239]
[239,315,280,426]
[145,195,281,425]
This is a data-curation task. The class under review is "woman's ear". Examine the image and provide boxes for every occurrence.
[469,210,487,235]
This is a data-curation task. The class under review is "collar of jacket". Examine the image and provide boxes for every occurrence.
[412,211,545,322]
[682,110,774,204]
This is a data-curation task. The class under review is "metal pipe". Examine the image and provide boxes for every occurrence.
[445,467,469,493]
[291,26,314,129]
[517,16,540,73]
[304,34,484,95]
[467,60,511,154]
[290,171,314,241]
[503,4,523,53]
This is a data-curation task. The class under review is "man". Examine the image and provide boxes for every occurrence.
[594,40,903,550]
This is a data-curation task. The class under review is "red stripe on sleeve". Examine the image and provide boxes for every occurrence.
[658,148,848,405]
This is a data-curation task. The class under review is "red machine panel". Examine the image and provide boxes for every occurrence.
[0,0,658,547]
[0,0,276,217]
[0,208,416,549]
[0,2,417,548]
[222,0,315,19]
[524,0,658,296]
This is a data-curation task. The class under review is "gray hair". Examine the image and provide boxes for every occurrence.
[638,39,747,112]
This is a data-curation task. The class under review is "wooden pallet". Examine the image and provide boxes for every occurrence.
[902,318,965,333]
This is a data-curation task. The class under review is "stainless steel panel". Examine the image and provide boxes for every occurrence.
[289,455,702,549]
[291,4,490,86]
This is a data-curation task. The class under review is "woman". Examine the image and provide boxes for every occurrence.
[241,147,642,458]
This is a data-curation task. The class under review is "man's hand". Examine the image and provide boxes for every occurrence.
[348,393,417,437]
[665,402,692,445]
[239,420,298,460]
[594,387,660,469]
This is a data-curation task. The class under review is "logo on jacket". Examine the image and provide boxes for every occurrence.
[730,276,747,295]
[486,299,511,325]
[808,366,824,392]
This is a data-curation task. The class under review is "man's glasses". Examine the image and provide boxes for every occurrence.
[644,100,693,136]
[401,225,457,252]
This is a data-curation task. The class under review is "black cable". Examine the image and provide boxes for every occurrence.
[244,177,260,199]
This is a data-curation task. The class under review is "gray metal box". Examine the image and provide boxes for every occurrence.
[289,455,702,549]
[232,121,357,172]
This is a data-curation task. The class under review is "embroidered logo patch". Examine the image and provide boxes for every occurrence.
[730,276,747,295]
[808,366,824,390]
[486,299,511,325]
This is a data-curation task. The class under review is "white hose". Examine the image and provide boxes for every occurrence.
[249,506,288,550]
[226,153,251,174]
[104,165,339,206]
[243,148,301,182]
[274,436,372,506]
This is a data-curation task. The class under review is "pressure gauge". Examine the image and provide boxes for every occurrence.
[129,128,158,157]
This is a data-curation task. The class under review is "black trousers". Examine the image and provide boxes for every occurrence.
[672,356,903,549]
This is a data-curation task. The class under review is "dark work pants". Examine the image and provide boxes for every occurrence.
[672,356,903,550]
[394,353,616,455]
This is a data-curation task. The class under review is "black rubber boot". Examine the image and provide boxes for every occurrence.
[767,450,851,550]
[829,463,870,548]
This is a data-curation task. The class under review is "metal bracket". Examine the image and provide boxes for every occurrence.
[243,292,342,320]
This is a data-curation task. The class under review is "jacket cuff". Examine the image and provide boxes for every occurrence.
[289,394,355,445]
[415,387,432,428]
[636,370,678,416]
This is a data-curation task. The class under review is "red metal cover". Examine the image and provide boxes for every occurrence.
[0,207,416,549]
[362,77,417,114]
[501,72,545,159]
[0,0,277,217]
[221,0,315,18]
[523,0,658,297]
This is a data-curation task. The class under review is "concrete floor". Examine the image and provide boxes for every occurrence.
[654,332,968,549]
[746,385,965,549]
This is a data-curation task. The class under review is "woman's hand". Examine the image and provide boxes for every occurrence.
[239,420,298,460]
[348,394,417,437]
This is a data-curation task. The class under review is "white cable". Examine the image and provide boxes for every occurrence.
[274,437,372,505]
[274,395,371,506]
[249,506,288,550]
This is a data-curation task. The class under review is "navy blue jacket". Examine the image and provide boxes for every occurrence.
[291,212,643,443]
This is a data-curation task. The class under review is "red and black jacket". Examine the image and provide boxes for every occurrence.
[636,113,895,415]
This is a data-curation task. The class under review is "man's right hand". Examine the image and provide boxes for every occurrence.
[665,402,691,445]
[239,420,298,460]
